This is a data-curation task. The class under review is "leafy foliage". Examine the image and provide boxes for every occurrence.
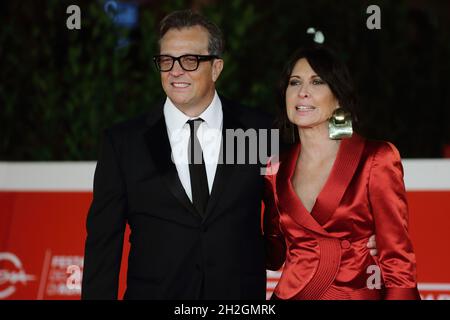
[1,0,449,159]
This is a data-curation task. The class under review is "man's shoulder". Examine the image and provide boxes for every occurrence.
[105,101,164,138]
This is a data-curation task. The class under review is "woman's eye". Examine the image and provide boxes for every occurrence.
[312,79,325,85]
[289,80,301,86]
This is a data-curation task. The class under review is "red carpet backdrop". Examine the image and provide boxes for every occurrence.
[1,161,450,300]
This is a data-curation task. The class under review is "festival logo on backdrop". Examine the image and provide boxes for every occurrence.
[0,252,36,299]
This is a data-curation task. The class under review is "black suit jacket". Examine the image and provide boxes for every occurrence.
[81,96,274,299]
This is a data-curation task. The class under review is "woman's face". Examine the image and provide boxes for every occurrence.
[285,58,338,129]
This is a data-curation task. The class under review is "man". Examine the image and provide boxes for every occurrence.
[81,10,273,300]
[81,10,377,300]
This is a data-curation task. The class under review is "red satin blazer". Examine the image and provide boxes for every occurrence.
[264,134,419,300]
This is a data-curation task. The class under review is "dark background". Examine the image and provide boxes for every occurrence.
[1,0,449,160]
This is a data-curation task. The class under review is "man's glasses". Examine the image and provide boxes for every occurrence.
[153,54,220,72]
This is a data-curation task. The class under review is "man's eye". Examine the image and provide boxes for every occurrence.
[183,57,197,63]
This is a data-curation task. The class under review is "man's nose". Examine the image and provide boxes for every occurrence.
[169,60,185,76]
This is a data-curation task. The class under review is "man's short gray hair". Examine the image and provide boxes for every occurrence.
[159,10,224,57]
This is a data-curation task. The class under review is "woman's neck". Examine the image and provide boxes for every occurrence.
[297,123,340,162]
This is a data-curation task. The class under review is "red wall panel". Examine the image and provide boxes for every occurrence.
[1,162,449,300]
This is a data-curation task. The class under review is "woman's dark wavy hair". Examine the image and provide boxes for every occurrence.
[276,44,359,144]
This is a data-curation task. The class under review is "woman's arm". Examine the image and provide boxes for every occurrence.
[368,141,420,300]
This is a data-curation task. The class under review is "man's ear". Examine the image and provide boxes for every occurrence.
[212,59,224,82]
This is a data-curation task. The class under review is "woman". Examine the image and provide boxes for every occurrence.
[264,45,420,300]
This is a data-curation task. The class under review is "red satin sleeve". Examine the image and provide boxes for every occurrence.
[263,162,286,271]
[369,142,420,300]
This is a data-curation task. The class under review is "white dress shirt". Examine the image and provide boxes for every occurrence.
[163,91,223,202]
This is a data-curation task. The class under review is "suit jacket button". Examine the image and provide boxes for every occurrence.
[341,240,351,249]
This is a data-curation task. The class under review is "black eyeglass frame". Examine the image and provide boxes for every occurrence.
[153,54,220,72]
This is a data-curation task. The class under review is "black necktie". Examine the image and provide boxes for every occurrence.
[187,118,209,216]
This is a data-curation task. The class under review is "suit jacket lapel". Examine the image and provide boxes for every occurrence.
[143,103,200,219]
[311,134,365,225]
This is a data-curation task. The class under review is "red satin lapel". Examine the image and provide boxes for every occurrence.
[276,134,365,235]
[311,134,365,225]
[276,143,330,237]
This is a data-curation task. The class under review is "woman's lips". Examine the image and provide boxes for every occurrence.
[295,105,316,110]
[295,105,316,113]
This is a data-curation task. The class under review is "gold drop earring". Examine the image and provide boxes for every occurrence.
[328,107,353,140]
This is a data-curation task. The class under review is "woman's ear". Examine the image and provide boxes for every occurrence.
[335,99,341,109]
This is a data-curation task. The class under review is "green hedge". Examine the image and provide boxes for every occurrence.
[1,0,449,159]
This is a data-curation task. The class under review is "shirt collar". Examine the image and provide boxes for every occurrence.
[163,91,223,134]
